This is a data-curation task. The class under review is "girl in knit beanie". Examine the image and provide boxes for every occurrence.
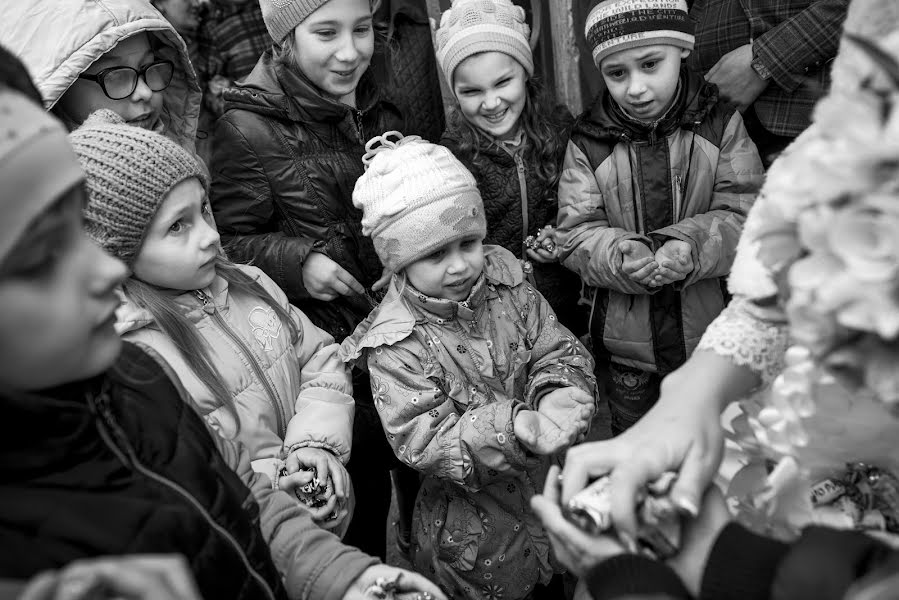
[341,132,598,600]
[212,0,409,560]
[72,110,357,536]
[434,0,586,337]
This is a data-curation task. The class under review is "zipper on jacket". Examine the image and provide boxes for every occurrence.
[514,153,530,260]
[195,290,287,439]
[88,390,278,600]
[353,109,364,143]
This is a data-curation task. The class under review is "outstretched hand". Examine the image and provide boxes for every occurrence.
[342,565,447,600]
[515,408,582,455]
[651,240,693,286]
[618,240,658,287]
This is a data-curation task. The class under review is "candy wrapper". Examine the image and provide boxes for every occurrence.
[564,472,683,559]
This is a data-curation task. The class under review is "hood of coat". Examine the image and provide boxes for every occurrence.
[0,0,201,151]
[223,50,388,139]
[574,67,720,145]
[339,245,524,363]
[115,274,231,336]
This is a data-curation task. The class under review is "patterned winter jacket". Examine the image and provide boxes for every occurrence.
[116,264,354,482]
[340,246,596,600]
[557,69,764,374]
[441,118,587,335]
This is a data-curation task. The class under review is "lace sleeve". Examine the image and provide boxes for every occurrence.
[696,298,790,383]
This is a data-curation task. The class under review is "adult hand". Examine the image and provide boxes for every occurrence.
[706,44,769,113]
[530,466,629,578]
[650,240,694,286]
[558,366,727,540]
[618,240,658,287]
[342,565,447,600]
[514,409,580,455]
[667,485,731,597]
[537,388,594,442]
[302,252,365,301]
[20,555,201,600]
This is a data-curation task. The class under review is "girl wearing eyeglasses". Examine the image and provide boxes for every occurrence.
[0,0,201,151]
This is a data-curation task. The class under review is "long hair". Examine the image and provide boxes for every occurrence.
[121,257,299,436]
[447,75,572,192]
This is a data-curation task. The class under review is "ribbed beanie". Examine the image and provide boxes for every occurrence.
[69,110,208,266]
[435,0,534,85]
[0,88,84,264]
[260,0,333,43]
[353,131,487,272]
[585,0,694,68]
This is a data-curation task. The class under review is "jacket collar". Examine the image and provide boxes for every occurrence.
[339,246,524,362]
[116,274,230,336]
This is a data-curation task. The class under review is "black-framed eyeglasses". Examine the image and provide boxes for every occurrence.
[77,59,175,100]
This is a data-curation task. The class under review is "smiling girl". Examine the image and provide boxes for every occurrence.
[435,0,586,336]
[210,0,405,558]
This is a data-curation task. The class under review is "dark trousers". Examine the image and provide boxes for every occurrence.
[600,362,663,436]
[742,106,795,169]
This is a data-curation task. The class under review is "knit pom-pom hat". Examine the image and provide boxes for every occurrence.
[585,0,694,68]
[260,0,333,43]
[353,131,487,273]
[0,88,83,265]
[68,110,208,266]
[435,0,534,85]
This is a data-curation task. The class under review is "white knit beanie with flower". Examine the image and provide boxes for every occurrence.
[353,131,487,272]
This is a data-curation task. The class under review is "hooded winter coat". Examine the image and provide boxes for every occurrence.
[441,116,586,335]
[0,0,201,150]
[556,69,764,374]
[116,264,354,482]
[211,51,403,341]
[0,342,378,600]
[340,246,596,600]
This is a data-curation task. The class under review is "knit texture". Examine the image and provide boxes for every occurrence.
[259,0,331,42]
[435,0,533,85]
[585,0,694,68]
[353,131,486,272]
[0,88,83,264]
[69,110,208,266]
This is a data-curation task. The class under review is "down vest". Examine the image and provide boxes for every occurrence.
[557,69,764,374]
[440,118,587,335]
[211,51,403,341]
[0,343,379,600]
[116,265,354,482]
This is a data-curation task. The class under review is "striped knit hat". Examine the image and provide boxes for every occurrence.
[69,110,208,266]
[259,0,331,43]
[585,0,694,68]
[435,0,534,85]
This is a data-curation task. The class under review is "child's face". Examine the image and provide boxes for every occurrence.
[600,45,688,123]
[132,178,221,292]
[404,236,485,302]
[56,34,167,131]
[0,186,128,391]
[290,0,374,104]
[453,52,527,142]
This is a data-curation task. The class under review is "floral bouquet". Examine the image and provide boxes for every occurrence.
[723,29,899,544]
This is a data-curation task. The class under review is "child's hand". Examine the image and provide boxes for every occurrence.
[280,448,350,525]
[618,240,658,286]
[525,225,560,264]
[514,409,582,455]
[651,240,693,287]
[666,485,731,597]
[538,387,594,443]
[371,267,393,292]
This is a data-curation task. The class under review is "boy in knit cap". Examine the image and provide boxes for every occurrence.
[341,132,597,600]
[556,0,764,434]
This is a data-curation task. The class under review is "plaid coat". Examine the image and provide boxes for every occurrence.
[687,0,849,137]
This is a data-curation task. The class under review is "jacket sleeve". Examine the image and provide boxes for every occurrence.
[367,343,532,492]
[556,140,656,295]
[699,523,897,600]
[208,424,379,600]
[283,304,355,464]
[518,284,597,406]
[650,112,763,287]
[210,116,316,301]
[751,0,850,95]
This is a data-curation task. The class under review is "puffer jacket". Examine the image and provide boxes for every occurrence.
[557,69,764,374]
[0,0,201,150]
[211,51,403,341]
[116,264,354,481]
[441,117,586,335]
[0,342,378,600]
[340,246,596,600]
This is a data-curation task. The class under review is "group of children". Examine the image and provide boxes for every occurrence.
[0,0,788,598]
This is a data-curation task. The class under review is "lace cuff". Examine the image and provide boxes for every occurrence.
[697,299,789,383]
